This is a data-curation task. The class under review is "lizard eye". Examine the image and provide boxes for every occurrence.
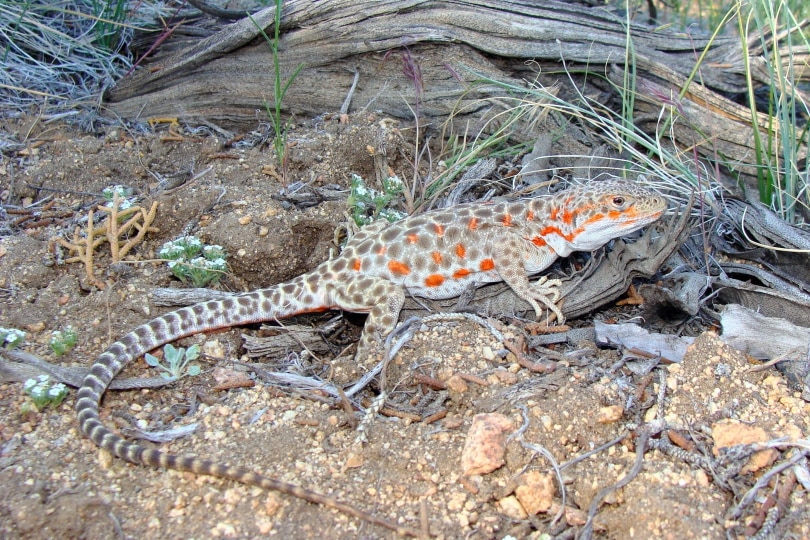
[612,196,626,206]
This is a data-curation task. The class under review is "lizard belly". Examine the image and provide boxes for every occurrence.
[405,269,502,300]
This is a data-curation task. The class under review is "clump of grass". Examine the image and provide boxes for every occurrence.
[250,0,304,169]
[628,0,809,221]
[737,1,809,221]
[0,0,165,120]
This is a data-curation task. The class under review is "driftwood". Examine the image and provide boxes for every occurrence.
[107,0,808,182]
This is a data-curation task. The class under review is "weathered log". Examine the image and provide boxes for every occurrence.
[107,0,808,181]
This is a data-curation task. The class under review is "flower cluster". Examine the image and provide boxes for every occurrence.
[24,375,68,410]
[49,327,78,357]
[159,236,227,287]
[102,185,136,210]
[348,174,406,226]
[0,327,25,350]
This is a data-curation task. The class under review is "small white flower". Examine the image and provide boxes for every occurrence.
[24,379,37,390]
[48,384,66,397]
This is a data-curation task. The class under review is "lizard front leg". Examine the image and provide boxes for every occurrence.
[491,235,564,323]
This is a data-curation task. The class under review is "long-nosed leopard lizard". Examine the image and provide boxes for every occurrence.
[76,179,666,535]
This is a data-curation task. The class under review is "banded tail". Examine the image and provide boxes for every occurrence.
[75,284,416,536]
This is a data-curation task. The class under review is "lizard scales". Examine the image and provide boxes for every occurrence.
[76,179,666,533]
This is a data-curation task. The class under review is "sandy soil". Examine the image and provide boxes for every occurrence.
[0,113,808,539]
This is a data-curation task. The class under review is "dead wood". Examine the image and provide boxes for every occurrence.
[106,0,808,182]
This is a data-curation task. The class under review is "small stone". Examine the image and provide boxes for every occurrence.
[461,413,515,475]
[482,346,495,361]
[98,448,113,470]
[203,339,225,359]
[515,470,555,515]
[343,451,364,470]
[497,495,528,520]
[238,215,252,225]
[596,405,624,424]
[223,488,241,505]
[258,226,269,237]
[168,507,185,518]
[25,321,46,332]
[445,374,468,393]
[493,370,518,385]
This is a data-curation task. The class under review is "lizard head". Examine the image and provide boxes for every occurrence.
[561,179,668,251]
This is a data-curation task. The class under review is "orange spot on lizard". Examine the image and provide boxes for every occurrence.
[352,259,362,271]
[453,268,471,279]
[562,207,574,225]
[526,210,534,221]
[377,245,387,255]
[531,236,547,247]
[456,244,466,258]
[480,259,495,271]
[433,223,445,236]
[502,213,512,227]
[425,274,445,287]
[388,260,410,275]
[432,252,443,264]
[468,217,478,230]
[407,233,419,244]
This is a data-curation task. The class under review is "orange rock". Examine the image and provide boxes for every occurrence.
[712,419,778,473]
[515,470,555,514]
[460,413,515,475]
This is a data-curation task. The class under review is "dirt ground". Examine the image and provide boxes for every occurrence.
[0,113,808,539]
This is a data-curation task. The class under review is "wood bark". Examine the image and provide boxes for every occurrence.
[107,0,809,181]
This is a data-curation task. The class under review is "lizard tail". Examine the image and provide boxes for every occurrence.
[75,288,417,536]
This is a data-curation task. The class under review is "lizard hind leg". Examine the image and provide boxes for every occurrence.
[328,275,406,363]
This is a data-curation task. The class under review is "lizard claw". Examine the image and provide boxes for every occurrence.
[528,277,564,323]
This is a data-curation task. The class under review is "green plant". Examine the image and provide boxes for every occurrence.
[0,327,25,350]
[49,327,78,357]
[250,0,305,167]
[89,0,130,51]
[159,236,228,287]
[347,174,407,227]
[0,0,164,117]
[738,0,809,220]
[102,185,136,210]
[23,375,69,410]
[145,343,201,380]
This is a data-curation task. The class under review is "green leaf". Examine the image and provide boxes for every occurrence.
[186,344,201,361]
[164,344,180,363]
[145,353,160,367]
[187,365,201,377]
